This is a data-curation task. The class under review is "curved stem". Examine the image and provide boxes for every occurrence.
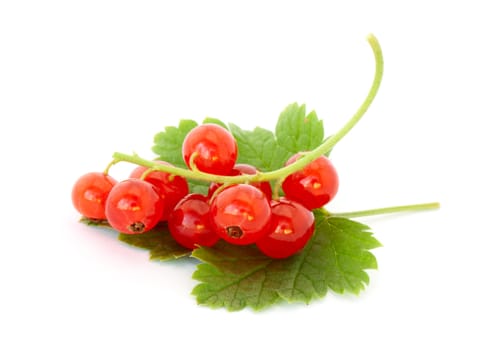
[103,159,119,175]
[256,34,383,181]
[272,178,284,200]
[111,34,384,185]
[139,167,155,180]
[188,152,201,172]
[328,202,440,218]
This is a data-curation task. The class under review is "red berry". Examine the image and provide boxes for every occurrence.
[105,179,164,234]
[282,154,339,209]
[182,124,238,175]
[256,198,315,259]
[210,184,271,245]
[129,161,189,221]
[168,194,219,249]
[72,172,117,220]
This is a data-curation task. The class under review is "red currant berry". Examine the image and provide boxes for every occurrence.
[129,161,189,221]
[105,179,164,234]
[182,124,238,175]
[282,154,339,210]
[168,194,219,249]
[72,172,117,220]
[210,184,271,245]
[256,198,315,259]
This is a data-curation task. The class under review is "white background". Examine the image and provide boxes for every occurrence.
[1,1,489,349]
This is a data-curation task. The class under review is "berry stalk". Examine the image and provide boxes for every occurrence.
[258,34,383,182]
[112,33,384,186]
[326,202,440,218]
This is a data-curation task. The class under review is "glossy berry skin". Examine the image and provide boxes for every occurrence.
[210,184,271,245]
[282,154,339,210]
[130,161,189,221]
[168,194,219,249]
[182,124,238,175]
[207,163,272,200]
[72,172,117,220]
[256,198,315,259]
[105,179,164,234]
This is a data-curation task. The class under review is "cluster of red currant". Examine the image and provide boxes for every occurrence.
[72,124,339,259]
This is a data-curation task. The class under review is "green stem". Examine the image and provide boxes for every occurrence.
[328,202,440,218]
[103,159,119,175]
[112,152,257,183]
[257,34,384,181]
[112,33,384,185]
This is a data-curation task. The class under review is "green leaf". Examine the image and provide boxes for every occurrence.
[118,224,191,261]
[185,181,211,196]
[79,216,110,227]
[307,213,381,295]
[152,119,197,169]
[191,242,279,310]
[229,124,290,172]
[191,213,381,311]
[275,103,324,153]
[202,117,228,129]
